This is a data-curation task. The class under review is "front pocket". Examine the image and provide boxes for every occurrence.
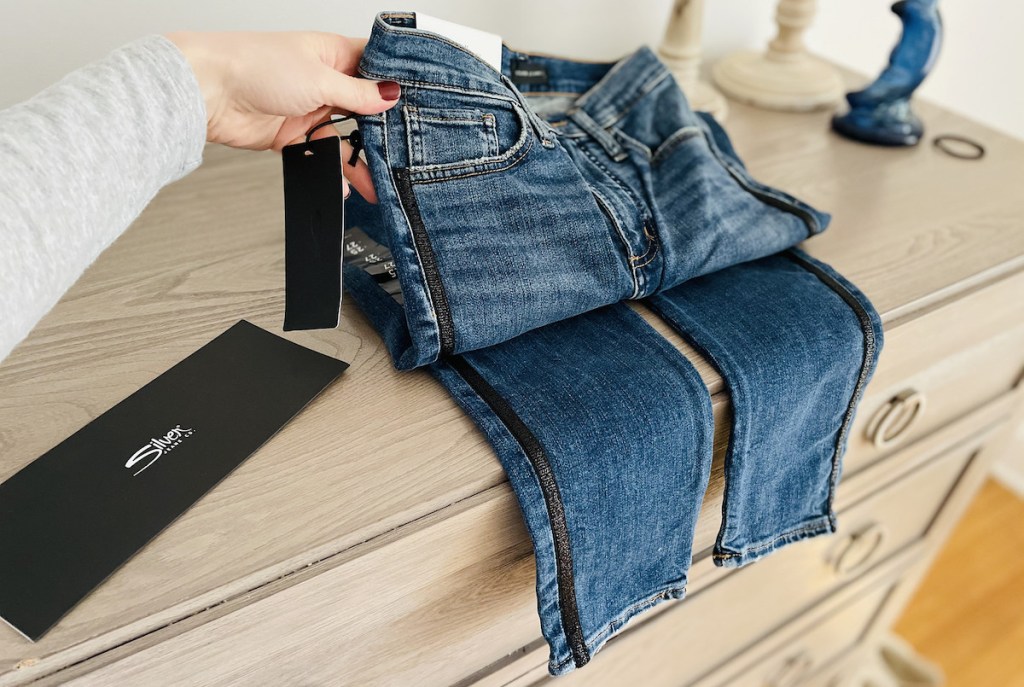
[386,145,635,361]
[399,88,532,181]
[650,126,701,166]
[404,106,500,167]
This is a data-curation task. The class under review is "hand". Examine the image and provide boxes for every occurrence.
[167,31,400,202]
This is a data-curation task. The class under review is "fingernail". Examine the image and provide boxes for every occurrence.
[378,81,401,100]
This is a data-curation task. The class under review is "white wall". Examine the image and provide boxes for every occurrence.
[812,0,1024,141]
[1,1,1020,139]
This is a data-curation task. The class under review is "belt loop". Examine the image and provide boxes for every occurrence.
[568,107,628,162]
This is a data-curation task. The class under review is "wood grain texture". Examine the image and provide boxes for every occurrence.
[477,395,1019,687]
[894,479,1024,687]
[1,74,1023,683]
[524,434,981,687]
[699,580,898,687]
[842,270,1024,477]
[52,408,986,687]
[460,396,1017,687]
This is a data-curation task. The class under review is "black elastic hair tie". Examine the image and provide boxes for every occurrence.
[932,134,985,161]
[304,115,364,166]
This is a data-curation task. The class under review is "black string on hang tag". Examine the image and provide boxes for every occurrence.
[304,115,364,166]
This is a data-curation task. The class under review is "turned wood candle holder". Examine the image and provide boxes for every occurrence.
[712,0,843,111]
[658,0,728,121]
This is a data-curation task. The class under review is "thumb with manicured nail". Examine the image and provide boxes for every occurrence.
[320,69,401,115]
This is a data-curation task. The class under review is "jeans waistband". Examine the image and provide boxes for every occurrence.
[359,12,672,128]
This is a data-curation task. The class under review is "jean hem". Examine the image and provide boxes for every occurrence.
[712,515,836,569]
[548,583,687,675]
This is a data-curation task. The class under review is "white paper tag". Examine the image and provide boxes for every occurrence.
[414,13,503,73]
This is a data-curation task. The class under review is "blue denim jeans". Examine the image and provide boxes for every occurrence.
[355,13,830,370]
[343,13,883,675]
[343,211,881,675]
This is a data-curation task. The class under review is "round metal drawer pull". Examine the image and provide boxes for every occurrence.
[831,522,889,578]
[866,389,926,449]
[764,650,813,687]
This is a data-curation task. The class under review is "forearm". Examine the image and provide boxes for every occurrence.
[0,35,206,362]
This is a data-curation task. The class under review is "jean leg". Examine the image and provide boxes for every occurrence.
[645,251,883,567]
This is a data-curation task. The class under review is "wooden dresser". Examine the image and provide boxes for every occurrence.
[1,88,1022,686]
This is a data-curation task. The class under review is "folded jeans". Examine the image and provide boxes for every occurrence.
[340,12,883,676]
[342,205,881,675]
[355,12,830,370]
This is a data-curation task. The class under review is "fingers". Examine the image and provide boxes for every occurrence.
[318,67,400,115]
[341,139,377,204]
[270,106,334,152]
[326,35,368,74]
[316,33,367,74]
[302,120,350,198]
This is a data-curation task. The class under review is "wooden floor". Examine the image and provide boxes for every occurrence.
[894,478,1024,686]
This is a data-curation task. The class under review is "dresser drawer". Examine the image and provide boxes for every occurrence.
[521,426,987,687]
[843,270,1024,477]
[62,413,992,687]
[705,581,896,687]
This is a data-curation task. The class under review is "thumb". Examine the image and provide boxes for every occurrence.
[319,68,400,115]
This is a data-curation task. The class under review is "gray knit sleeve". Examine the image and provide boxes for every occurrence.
[0,35,207,362]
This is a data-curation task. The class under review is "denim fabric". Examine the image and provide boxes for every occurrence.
[342,211,713,673]
[355,13,830,370]
[339,12,882,676]
[342,198,881,675]
[647,252,883,567]
[347,260,711,672]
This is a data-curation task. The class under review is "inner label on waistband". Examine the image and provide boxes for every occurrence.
[380,12,503,73]
[380,11,417,29]
[510,59,549,85]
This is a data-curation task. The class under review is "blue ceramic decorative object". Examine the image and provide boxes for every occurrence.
[832,0,942,146]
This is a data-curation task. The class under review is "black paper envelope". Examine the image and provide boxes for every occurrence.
[0,320,348,640]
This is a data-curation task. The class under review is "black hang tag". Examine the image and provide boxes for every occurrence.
[282,136,345,331]
[0,321,348,641]
[510,58,549,85]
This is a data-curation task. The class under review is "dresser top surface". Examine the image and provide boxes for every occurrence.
[1,88,1022,671]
